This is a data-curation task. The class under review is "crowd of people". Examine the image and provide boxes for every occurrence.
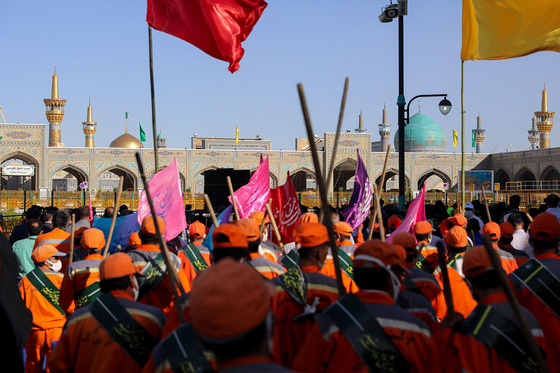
[3,193,560,372]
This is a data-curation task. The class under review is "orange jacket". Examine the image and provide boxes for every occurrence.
[397,285,439,334]
[492,245,518,274]
[269,266,339,368]
[433,254,477,318]
[160,293,191,340]
[293,290,440,373]
[417,242,440,272]
[249,252,286,279]
[19,266,66,330]
[176,242,212,289]
[59,253,103,315]
[499,243,529,266]
[406,266,447,320]
[34,228,72,253]
[319,243,359,294]
[47,290,166,373]
[259,242,280,263]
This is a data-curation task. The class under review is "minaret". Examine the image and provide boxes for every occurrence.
[534,83,555,148]
[473,111,486,153]
[378,104,391,152]
[528,117,540,149]
[82,97,97,147]
[157,132,167,148]
[43,67,67,147]
[355,110,367,133]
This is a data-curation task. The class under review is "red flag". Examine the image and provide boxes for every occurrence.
[270,172,301,243]
[147,0,268,73]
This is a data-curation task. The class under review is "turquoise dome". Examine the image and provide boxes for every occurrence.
[394,112,446,152]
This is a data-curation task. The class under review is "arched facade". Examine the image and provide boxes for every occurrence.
[514,167,536,182]
[51,164,88,191]
[378,168,410,191]
[495,169,511,190]
[97,165,137,191]
[332,158,357,192]
[541,165,560,189]
[290,167,316,192]
[0,151,41,190]
[417,169,451,190]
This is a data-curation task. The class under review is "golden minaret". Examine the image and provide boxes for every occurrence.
[534,83,555,149]
[43,67,67,146]
[82,97,97,147]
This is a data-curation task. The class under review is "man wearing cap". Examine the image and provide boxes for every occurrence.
[510,211,560,367]
[293,240,439,372]
[387,215,402,234]
[127,215,190,315]
[19,245,67,372]
[498,222,529,266]
[437,245,557,371]
[319,221,358,293]
[434,226,478,318]
[413,220,440,273]
[481,222,518,274]
[48,253,166,373]
[269,222,339,368]
[59,228,106,315]
[465,202,484,231]
[249,211,280,263]
[441,213,474,249]
[34,210,72,254]
[176,220,212,289]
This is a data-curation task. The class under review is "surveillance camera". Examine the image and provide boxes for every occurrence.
[379,4,399,23]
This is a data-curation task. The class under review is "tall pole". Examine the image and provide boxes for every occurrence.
[461,61,465,208]
[397,14,406,209]
[148,25,159,173]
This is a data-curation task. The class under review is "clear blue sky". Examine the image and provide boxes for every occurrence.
[2,1,559,153]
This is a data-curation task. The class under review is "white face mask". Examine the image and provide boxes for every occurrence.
[131,276,139,301]
[262,227,269,242]
[46,259,62,272]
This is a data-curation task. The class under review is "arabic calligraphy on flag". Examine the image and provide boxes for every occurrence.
[270,171,301,243]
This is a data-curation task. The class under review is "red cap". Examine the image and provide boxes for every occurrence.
[353,239,409,273]
[333,222,353,236]
[80,228,106,250]
[445,226,468,247]
[413,221,433,235]
[249,211,270,226]
[463,245,494,278]
[499,222,515,239]
[530,212,560,241]
[294,222,328,248]
[232,218,260,242]
[31,245,66,263]
[373,223,380,233]
[482,222,501,240]
[100,252,143,280]
[188,221,206,239]
[140,215,165,237]
[212,224,249,249]
[388,215,402,229]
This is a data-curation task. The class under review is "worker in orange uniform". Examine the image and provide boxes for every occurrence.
[481,222,518,274]
[498,222,529,265]
[414,220,439,273]
[387,214,402,234]
[127,215,190,315]
[392,231,447,321]
[34,210,72,253]
[433,226,477,318]
[48,253,166,373]
[127,231,142,250]
[249,211,280,263]
[436,245,557,372]
[233,218,285,279]
[319,221,358,293]
[59,228,105,315]
[510,211,560,368]
[269,222,339,368]
[19,245,67,373]
[175,220,211,289]
[293,239,440,373]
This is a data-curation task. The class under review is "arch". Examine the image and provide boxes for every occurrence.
[375,168,410,191]
[290,167,317,192]
[51,164,88,191]
[332,158,357,192]
[495,169,511,190]
[0,151,40,190]
[269,172,278,189]
[541,165,560,190]
[97,165,137,191]
[514,167,536,182]
[417,169,451,191]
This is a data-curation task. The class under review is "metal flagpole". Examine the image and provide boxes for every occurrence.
[148,25,159,173]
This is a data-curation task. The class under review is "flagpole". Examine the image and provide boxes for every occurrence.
[148,25,159,173]
[461,61,465,210]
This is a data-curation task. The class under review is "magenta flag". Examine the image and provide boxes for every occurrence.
[138,158,187,240]
[228,156,270,218]
[386,182,427,243]
[341,150,373,230]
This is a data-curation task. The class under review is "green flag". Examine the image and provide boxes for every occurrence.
[472,130,476,148]
[125,111,129,119]
[139,122,146,142]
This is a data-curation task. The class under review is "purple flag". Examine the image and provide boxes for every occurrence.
[341,150,373,230]
[386,182,427,243]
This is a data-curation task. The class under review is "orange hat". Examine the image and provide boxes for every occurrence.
[80,228,106,250]
[249,211,270,226]
[394,244,407,265]
[212,224,249,249]
[530,212,560,241]
[450,214,468,228]
[74,226,88,240]
[439,219,453,237]
[373,223,380,232]
[188,221,206,239]
[140,215,165,237]
[392,232,417,251]
[333,222,353,236]
[128,232,141,246]
[388,215,402,229]
[99,252,143,280]
[445,226,468,247]
[463,245,494,278]
[353,239,409,273]
[499,222,515,239]
[189,258,276,341]
[31,245,66,263]
[482,222,501,240]
[232,218,260,241]
[413,221,433,235]
[294,222,328,248]
[298,213,319,226]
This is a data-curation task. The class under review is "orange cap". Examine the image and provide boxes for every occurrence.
[294,222,328,248]
[373,223,380,232]
[413,221,433,235]
[445,226,468,247]
[388,215,402,229]
[140,215,165,237]
[80,228,106,250]
[333,222,353,236]
[394,244,407,264]
[232,218,260,241]
[188,221,206,239]
[249,211,270,226]
[463,245,494,278]
[530,212,560,241]
[213,224,249,249]
[499,222,515,239]
[298,213,319,226]
[74,226,88,240]
[439,219,453,237]
[189,258,276,341]
[482,222,501,239]
[392,232,417,251]
[353,239,408,273]
[128,232,141,246]
[100,252,143,280]
[450,214,468,228]
[31,245,66,263]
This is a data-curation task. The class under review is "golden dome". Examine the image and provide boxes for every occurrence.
[109,132,144,148]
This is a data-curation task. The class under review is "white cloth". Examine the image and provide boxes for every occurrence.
[512,229,529,252]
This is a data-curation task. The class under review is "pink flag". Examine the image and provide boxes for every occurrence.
[386,183,427,243]
[228,156,270,218]
[270,171,301,243]
[138,158,186,240]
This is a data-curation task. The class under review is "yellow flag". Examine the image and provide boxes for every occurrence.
[235,126,239,143]
[462,0,560,61]
[453,129,458,147]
